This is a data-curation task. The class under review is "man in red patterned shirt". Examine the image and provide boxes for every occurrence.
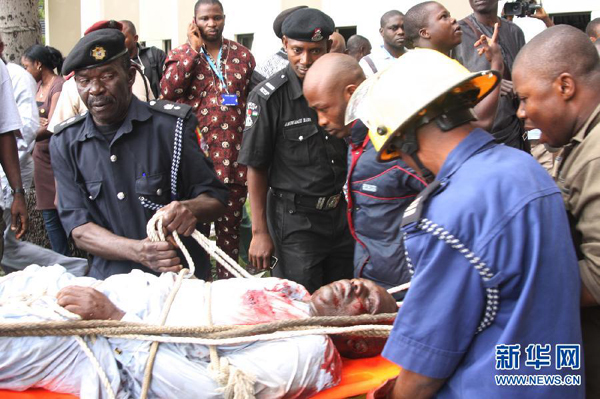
[160,0,255,278]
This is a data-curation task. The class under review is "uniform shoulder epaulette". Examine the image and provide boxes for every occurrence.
[148,99,193,119]
[53,112,87,135]
[255,72,288,100]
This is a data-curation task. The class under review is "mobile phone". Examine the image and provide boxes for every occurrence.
[269,256,279,270]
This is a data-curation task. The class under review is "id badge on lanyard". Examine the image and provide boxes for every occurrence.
[203,47,239,106]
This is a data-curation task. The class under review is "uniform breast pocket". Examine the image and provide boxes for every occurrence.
[135,172,170,204]
[281,123,319,166]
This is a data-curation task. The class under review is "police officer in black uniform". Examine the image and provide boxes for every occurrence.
[50,29,228,279]
[238,8,354,293]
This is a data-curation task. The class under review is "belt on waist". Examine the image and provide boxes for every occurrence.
[271,189,343,210]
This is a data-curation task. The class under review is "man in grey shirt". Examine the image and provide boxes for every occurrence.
[453,0,527,151]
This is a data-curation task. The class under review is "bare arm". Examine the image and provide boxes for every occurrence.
[582,281,599,307]
[36,91,62,141]
[178,193,226,224]
[472,23,503,131]
[531,6,554,28]
[72,221,183,273]
[72,196,225,273]
[0,131,27,238]
[388,369,446,399]
[159,27,201,101]
[247,166,274,270]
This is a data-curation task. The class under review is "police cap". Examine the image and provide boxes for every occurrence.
[62,29,129,75]
[273,6,308,39]
[84,19,123,35]
[281,8,335,42]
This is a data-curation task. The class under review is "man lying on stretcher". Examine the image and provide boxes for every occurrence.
[0,265,398,398]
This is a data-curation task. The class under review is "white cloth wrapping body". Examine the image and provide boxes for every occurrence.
[0,265,341,398]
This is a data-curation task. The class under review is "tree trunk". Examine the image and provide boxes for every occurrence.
[0,0,41,63]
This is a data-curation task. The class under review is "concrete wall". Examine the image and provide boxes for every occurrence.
[45,0,81,57]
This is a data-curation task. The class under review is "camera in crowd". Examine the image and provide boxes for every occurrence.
[503,0,542,18]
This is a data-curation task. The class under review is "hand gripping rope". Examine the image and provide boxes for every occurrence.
[403,218,499,334]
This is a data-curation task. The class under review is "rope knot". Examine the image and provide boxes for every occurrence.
[209,356,257,399]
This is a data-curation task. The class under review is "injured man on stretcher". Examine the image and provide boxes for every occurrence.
[0,265,398,398]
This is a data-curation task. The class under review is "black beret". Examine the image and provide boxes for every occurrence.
[281,8,335,42]
[273,6,308,39]
[62,29,128,75]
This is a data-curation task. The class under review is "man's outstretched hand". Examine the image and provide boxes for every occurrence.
[474,22,503,70]
[57,286,125,321]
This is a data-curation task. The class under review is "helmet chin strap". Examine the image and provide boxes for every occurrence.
[390,106,477,184]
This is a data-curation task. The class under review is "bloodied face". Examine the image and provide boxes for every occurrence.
[310,278,398,316]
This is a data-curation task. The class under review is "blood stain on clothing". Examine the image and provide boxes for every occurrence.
[242,290,276,322]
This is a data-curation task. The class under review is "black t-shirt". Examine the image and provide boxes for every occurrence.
[95,121,122,143]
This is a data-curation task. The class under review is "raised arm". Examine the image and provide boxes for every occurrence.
[159,25,203,101]
[472,23,504,131]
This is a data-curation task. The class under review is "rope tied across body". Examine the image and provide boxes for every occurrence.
[0,212,405,398]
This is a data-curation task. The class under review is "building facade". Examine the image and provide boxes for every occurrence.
[45,0,600,68]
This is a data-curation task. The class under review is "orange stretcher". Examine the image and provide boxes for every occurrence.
[0,355,400,399]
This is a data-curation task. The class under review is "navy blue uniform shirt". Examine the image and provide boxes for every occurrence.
[238,64,347,197]
[50,97,228,279]
[347,120,426,292]
[383,129,584,398]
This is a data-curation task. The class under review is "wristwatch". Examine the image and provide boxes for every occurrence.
[11,187,25,195]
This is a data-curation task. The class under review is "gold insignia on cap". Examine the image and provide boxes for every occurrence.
[311,28,323,42]
[91,46,107,61]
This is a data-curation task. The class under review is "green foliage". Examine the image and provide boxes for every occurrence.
[38,0,44,20]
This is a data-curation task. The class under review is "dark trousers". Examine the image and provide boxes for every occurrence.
[42,209,71,256]
[582,307,600,397]
[267,189,354,293]
[0,215,5,264]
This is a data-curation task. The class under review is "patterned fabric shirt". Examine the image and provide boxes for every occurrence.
[161,40,255,185]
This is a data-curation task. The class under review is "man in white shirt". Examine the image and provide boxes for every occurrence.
[359,10,407,76]
[0,59,28,260]
[0,34,88,276]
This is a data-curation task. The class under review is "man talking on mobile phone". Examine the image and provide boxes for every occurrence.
[160,0,255,279]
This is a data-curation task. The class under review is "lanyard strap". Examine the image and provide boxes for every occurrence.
[202,46,226,90]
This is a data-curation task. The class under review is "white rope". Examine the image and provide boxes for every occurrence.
[205,281,256,399]
[74,336,117,399]
[105,324,393,346]
[20,296,118,399]
[146,212,253,279]
[191,230,253,279]
[386,282,411,295]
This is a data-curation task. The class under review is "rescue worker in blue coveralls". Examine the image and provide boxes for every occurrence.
[50,29,228,280]
[303,53,426,298]
[238,8,354,293]
[354,49,584,398]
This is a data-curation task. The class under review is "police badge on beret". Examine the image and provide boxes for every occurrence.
[62,29,129,75]
[91,46,107,61]
[281,8,334,43]
[311,28,323,42]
